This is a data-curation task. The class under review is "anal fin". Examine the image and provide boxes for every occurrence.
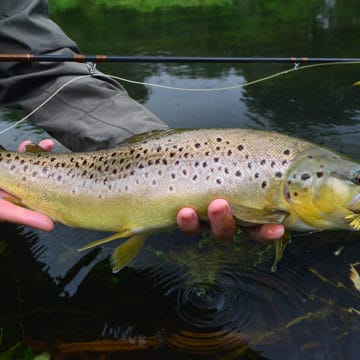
[111,235,147,273]
[271,231,291,272]
[77,229,133,252]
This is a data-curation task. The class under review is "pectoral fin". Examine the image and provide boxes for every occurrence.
[271,231,291,272]
[77,229,133,252]
[111,234,147,273]
[230,203,288,226]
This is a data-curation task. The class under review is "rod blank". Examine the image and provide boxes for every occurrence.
[0,54,360,64]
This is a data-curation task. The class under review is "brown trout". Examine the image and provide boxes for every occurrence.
[0,128,360,272]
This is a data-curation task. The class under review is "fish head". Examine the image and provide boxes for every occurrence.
[283,147,360,230]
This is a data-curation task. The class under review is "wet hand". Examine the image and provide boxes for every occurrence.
[0,139,55,231]
[177,198,285,242]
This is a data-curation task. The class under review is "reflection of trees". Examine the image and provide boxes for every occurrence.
[51,1,360,126]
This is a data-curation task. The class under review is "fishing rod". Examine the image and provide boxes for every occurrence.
[0,54,360,64]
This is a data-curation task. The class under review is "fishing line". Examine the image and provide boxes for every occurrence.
[0,75,91,135]
[0,61,359,134]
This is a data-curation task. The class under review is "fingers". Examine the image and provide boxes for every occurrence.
[244,224,285,242]
[0,199,54,231]
[177,199,285,243]
[177,199,236,241]
[207,199,236,241]
[177,207,200,234]
[17,138,55,152]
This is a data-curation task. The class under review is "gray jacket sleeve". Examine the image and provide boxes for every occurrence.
[0,0,168,151]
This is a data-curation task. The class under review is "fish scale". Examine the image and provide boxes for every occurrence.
[0,128,360,273]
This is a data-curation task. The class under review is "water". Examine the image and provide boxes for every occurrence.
[1,1,360,358]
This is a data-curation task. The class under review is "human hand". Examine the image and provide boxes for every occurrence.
[177,198,285,242]
[0,139,55,231]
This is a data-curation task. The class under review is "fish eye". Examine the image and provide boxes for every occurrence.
[352,170,360,185]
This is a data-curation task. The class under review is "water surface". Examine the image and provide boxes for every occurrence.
[1,1,360,358]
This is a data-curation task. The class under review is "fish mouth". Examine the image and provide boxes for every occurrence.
[346,194,360,229]
[345,194,360,229]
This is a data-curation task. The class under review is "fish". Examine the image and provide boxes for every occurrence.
[0,128,360,273]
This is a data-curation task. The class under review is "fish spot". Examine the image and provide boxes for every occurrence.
[308,155,313,159]
[283,149,290,155]
[42,167,48,174]
[237,145,244,151]
[301,173,311,181]
[57,175,62,181]
[184,153,189,158]
[275,171,282,178]
[247,162,252,169]
[224,168,229,174]
[169,186,174,191]
[245,155,249,160]
[271,161,276,168]
[155,159,161,165]
[254,173,259,178]
[152,180,156,185]
[282,160,287,166]
[216,178,222,184]
[216,137,222,142]
[316,171,324,178]
[193,175,198,181]
[112,169,118,175]
[261,181,267,188]
[158,169,162,175]
[202,161,207,168]
[139,164,145,169]
[169,152,176,158]
[156,146,162,152]
[90,174,94,179]
[175,160,180,166]
[194,143,201,148]
[23,165,28,171]
[163,159,168,165]
[235,170,242,177]
[50,157,56,162]
[171,173,176,179]
[82,170,87,176]
[294,192,298,196]
[195,161,200,167]
[32,171,38,177]
[205,151,210,156]
[135,153,141,159]
[111,152,117,157]
[130,170,135,176]
[82,159,87,165]
[147,160,153,166]
[183,169,187,175]
[216,146,221,151]
[227,150,232,156]
[10,165,15,170]
[214,157,219,162]
[260,159,266,165]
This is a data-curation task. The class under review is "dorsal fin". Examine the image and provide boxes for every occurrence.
[118,129,188,147]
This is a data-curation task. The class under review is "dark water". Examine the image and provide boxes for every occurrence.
[1,0,360,358]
